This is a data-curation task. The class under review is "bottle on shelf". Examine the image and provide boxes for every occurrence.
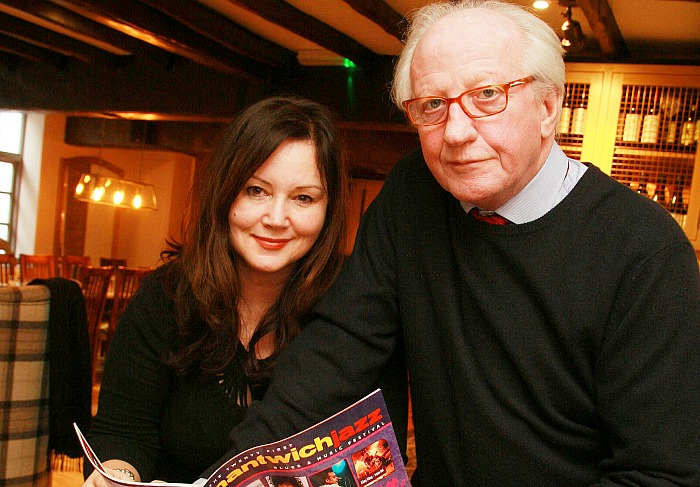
[652,175,666,205]
[622,86,642,142]
[669,174,688,228]
[570,85,587,135]
[557,85,572,134]
[664,114,679,145]
[680,95,697,146]
[641,89,660,144]
[661,92,680,144]
[636,172,648,197]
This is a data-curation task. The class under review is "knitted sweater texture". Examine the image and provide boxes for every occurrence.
[229,149,700,486]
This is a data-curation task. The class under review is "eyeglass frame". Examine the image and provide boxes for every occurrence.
[401,76,536,127]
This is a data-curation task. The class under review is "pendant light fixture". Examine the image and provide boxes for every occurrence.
[559,1,585,53]
[74,119,157,211]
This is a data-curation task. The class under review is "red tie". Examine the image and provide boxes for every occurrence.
[468,207,510,225]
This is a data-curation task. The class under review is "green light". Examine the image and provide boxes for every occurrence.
[343,58,357,69]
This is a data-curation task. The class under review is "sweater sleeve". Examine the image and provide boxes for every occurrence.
[205,157,409,474]
[85,268,175,481]
[592,238,700,485]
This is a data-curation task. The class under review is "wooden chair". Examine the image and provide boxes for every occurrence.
[101,267,153,361]
[99,257,127,268]
[77,265,113,384]
[19,254,57,282]
[60,255,91,280]
[0,254,17,285]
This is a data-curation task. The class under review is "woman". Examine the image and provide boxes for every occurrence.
[83,95,348,485]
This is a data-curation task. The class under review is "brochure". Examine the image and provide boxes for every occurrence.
[75,389,410,487]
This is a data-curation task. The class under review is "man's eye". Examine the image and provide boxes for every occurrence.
[423,98,445,112]
[476,87,499,99]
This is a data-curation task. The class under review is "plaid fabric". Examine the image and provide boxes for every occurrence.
[0,285,51,487]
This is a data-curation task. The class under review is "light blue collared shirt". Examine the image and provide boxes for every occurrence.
[460,143,587,224]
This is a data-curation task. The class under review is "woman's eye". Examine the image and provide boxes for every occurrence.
[246,185,266,197]
[296,194,313,203]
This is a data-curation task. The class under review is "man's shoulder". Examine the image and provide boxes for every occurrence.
[384,148,444,195]
[576,163,689,245]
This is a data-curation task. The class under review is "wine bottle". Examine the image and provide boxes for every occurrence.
[664,114,678,144]
[622,87,642,142]
[557,85,572,134]
[570,85,587,135]
[641,89,660,144]
[680,96,697,146]
[636,172,648,197]
[652,175,666,206]
[669,174,688,228]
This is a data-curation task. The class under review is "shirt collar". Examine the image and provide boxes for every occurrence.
[460,143,583,224]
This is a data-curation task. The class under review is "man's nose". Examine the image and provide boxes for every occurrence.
[443,101,478,144]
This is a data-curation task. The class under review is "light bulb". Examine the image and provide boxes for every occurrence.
[92,186,105,201]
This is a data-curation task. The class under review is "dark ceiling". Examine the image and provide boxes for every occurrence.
[0,0,698,173]
[1,0,699,122]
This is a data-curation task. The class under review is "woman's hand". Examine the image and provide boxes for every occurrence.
[81,460,141,487]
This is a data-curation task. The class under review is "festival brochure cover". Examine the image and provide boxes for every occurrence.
[203,389,410,487]
[74,389,410,487]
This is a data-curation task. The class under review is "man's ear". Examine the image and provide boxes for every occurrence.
[541,88,562,139]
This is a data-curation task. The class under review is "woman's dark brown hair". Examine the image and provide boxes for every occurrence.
[162,95,348,380]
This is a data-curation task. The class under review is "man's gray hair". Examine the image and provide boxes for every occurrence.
[391,0,565,110]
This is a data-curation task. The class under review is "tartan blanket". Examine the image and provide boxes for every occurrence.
[0,285,51,487]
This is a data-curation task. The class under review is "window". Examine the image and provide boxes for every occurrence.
[0,112,25,254]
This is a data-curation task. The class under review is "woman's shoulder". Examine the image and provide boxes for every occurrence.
[126,262,181,316]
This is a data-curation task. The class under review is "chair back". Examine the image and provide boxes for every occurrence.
[77,265,113,376]
[99,257,127,268]
[60,255,91,279]
[19,254,57,282]
[103,267,153,358]
[0,254,18,285]
[0,284,51,487]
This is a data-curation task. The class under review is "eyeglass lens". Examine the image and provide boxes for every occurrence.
[407,85,509,125]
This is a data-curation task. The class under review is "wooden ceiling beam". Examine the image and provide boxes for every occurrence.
[341,0,407,40]
[139,0,296,68]
[0,0,176,66]
[0,30,67,64]
[575,0,630,58]
[0,10,116,64]
[225,0,381,67]
[47,0,276,83]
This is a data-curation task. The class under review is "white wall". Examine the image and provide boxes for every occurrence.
[15,113,45,256]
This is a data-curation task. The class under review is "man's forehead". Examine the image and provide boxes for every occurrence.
[418,12,518,60]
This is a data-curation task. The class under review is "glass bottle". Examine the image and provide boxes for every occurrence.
[557,85,572,134]
[636,172,648,197]
[622,86,642,142]
[641,89,660,144]
[669,174,687,228]
[680,96,697,146]
[570,85,587,135]
[652,175,666,206]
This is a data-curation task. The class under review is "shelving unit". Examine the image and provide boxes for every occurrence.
[557,82,589,161]
[610,84,698,227]
[565,63,700,247]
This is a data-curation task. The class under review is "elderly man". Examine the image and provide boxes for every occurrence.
[211,1,700,485]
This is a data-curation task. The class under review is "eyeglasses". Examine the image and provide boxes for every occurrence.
[401,76,535,126]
